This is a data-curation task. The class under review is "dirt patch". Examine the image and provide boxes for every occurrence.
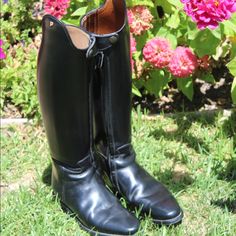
[172,164,191,183]
[0,171,36,195]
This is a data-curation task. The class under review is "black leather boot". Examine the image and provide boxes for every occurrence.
[81,0,183,225]
[37,15,139,236]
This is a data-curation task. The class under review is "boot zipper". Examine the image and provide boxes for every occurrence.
[95,51,104,69]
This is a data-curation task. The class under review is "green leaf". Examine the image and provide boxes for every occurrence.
[231,77,236,104]
[71,6,88,16]
[187,21,199,40]
[166,33,178,48]
[156,28,177,48]
[166,0,183,8]
[227,57,236,77]
[221,20,236,37]
[190,28,221,57]
[155,0,175,14]
[201,73,215,83]
[127,0,154,7]
[144,70,168,97]
[210,28,222,39]
[136,31,154,51]
[166,10,180,29]
[230,41,236,59]
[177,77,194,100]
[156,27,169,37]
[213,40,231,61]
[132,85,142,97]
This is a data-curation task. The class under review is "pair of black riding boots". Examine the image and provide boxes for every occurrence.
[37,0,183,235]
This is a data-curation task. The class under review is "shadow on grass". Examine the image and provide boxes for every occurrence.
[211,198,236,214]
[149,111,221,155]
[218,159,236,182]
[154,167,194,193]
[151,127,210,154]
[221,110,236,150]
[42,163,52,186]
[217,110,236,182]
[151,109,236,157]
[150,110,236,192]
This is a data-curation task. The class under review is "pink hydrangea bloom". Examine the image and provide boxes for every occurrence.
[130,34,136,70]
[44,0,70,19]
[181,0,236,29]
[0,39,6,60]
[130,34,136,54]
[143,37,173,69]
[168,47,198,78]
[127,6,153,35]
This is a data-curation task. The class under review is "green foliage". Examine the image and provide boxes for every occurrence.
[227,57,236,103]
[1,44,40,119]
[177,78,194,101]
[125,1,236,103]
[1,0,40,44]
[1,0,236,120]
[145,70,169,97]
[1,0,40,119]
[190,29,221,57]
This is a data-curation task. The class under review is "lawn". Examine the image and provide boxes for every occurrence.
[1,110,236,236]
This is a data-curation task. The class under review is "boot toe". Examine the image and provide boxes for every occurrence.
[100,208,140,235]
[150,196,183,224]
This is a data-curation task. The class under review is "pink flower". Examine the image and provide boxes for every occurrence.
[168,47,198,78]
[127,6,153,35]
[143,37,173,69]
[130,34,136,70]
[44,0,70,19]
[130,34,136,54]
[0,39,6,60]
[181,0,236,29]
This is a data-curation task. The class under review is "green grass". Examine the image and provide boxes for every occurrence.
[1,110,236,236]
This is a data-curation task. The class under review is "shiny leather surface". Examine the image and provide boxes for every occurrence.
[52,158,139,235]
[37,15,92,167]
[81,0,183,224]
[37,15,139,235]
[100,146,182,222]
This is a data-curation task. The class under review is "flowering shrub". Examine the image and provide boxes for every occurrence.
[1,0,236,120]
[0,0,41,117]
[125,0,236,103]
[44,0,70,19]
[0,40,6,60]
[130,34,137,69]
[181,0,236,29]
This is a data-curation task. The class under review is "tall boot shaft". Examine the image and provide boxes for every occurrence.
[37,15,96,166]
[81,0,132,153]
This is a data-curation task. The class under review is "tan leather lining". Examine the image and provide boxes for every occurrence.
[82,0,125,35]
[66,25,90,49]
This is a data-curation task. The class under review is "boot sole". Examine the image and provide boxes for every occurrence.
[60,201,137,236]
[152,210,183,226]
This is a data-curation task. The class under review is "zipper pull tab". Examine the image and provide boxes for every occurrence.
[86,36,96,58]
[96,51,104,69]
